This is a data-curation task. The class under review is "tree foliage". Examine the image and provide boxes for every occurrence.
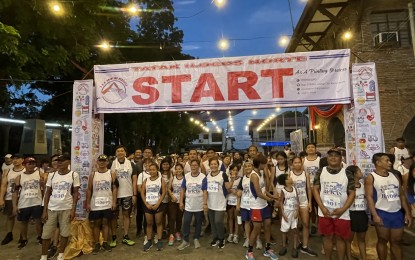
[0,0,199,153]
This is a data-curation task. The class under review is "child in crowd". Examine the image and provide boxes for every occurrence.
[167,164,184,245]
[346,165,367,260]
[237,161,253,248]
[271,152,290,219]
[289,156,317,256]
[277,174,300,258]
[141,163,166,251]
[226,164,241,244]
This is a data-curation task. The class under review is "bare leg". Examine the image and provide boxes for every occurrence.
[155,212,164,240]
[122,209,130,236]
[102,218,109,242]
[59,236,68,254]
[346,231,354,260]
[389,228,403,260]
[357,232,367,260]
[227,207,235,235]
[299,207,310,247]
[20,221,29,240]
[145,213,154,240]
[292,228,298,249]
[335,236,347,260]
[323,235,334,260]
[93,219,103,244]
[375,226,389,260]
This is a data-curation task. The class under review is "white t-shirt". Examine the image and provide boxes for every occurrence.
[249,171,268,210]
[318,167,350,220]
[171,175,184,204]
[91,170,113,211]
[183,172,207,212]
[282,187,298,212]
[289,170,308,207]
[5,167,24,200]
[303,156,320,187]
[371,171,401,212]
[238,174,251,210]
[1,163,13,173]
[227,177,241,206]
[18,170,42,209]
[111,159,133,198]
[206,171,228,211]
[47,171,80,211]
[393,147,409,170]
[350,179,366,211]
[145,176,162,206]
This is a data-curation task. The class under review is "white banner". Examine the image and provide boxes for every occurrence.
[351,63,384,176]
[94,49,351,113]
[344,105,357,165]
[71,80,94,219]
[290,129,303,155]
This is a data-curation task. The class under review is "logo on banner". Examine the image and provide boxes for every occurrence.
[77,84,89,95]
[100,78,128,104]
[357,67,372,80]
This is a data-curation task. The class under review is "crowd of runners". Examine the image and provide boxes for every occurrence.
[0,137,414,260]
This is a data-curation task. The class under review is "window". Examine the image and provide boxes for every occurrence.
[370,10,411,47]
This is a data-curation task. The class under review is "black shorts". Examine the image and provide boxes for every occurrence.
[89,209,113,221]
[144,203,167,215]
[3,200,13,217]
[226,205,236,211]
[117,197,133,211]
[350,210,368,233]
[17,205,42,222]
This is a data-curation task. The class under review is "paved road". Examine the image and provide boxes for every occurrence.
[1,214,415,260]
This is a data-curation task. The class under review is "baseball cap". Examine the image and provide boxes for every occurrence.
[4,154,12,159]
[13,153,25,159]
[97,154,108,161]
[327,149,342,156]
[55,154,71,161]
[24,157,36,164]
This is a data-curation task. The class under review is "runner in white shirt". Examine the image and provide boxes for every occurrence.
[1,154,13,180]
[86,154,117,254]
[177,159,207,251]
[110,146,138,247]
[389,137,410,170]
[289,156,317,257]
[12,157,45,249]
[0,153,25,245]
[40,154,80,260]
[236,161,253,248]
[226,164,241,244]
[167,163,185,245]
[141,163,166,251]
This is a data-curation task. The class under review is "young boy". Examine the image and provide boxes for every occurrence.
[277,174,300,258]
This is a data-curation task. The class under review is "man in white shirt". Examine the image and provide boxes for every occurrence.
[40,154,80,260]
[1,154,13,180]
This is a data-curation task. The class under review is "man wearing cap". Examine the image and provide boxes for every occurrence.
[0,153,25,245]
[40,154,80,260]
[12,157,46,249]
[86,154,117,254]
[110,145,138,247]
[313,149,355,260]
[1,154,13,180]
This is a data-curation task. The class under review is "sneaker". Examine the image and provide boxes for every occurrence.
[300,246,318,257]
[218,239,225,249]
[1,232,13,245]
[18,240,28,249]
[210,239,219,247]
[177,240,190,251]
[168,234,174,246]
[291,248,299,258]
[102,242,112,252]
[245,251,255,260]
[279,246,287,256]
[263,249,279,260]
[143,240,153,251]
[156,241,163,251]
[256,239,263,250]
[143,235,148,246]
[227,234,234,243]
[47,245,58,259]
[243,238,249,248]
[233,235,239,244]
[194,239,201,249]
[92,243,101,255]
[162,230,168,240]
[175,232,182,241]
[122,236,135,246]
[109,239,117,248]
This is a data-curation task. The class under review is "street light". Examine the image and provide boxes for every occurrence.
[213,0,226,8]
[342,31,352,40]
[50,2,63,15]
[278,36,290,47]
[218,38,230,51]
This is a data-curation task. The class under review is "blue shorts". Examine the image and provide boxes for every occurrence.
[250,206,271,222]
[17,205,42,222]
[376,209,404,229]
[240,208,251,222]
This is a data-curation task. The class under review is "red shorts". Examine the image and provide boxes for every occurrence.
[318,217,351,240]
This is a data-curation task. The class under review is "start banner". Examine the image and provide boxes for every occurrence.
[94,49,351,113]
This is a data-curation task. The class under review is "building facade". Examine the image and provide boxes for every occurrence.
[286,0,415,150]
